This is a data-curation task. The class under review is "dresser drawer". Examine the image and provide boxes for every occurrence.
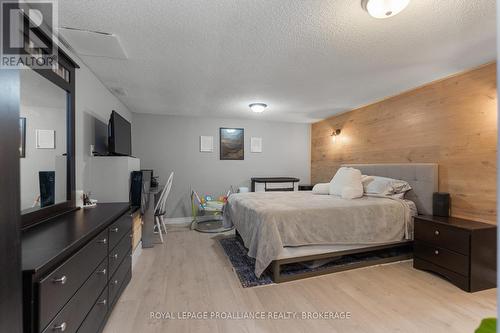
[109,214,132,250]
[109,229,132,278]
[414,241,469,276]
[38,229,108,331]
[76,287,108,333]
[41,258,108,333]
[109,253,132,307]
[414,219,470,255]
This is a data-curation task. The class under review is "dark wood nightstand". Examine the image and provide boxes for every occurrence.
[298,184,314,191]
[413,215,497,292]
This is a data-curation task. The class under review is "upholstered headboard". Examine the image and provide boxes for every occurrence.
[342,163,438,215]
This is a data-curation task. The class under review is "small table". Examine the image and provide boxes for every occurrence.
[413,215,497,292]
[251,177,300,192]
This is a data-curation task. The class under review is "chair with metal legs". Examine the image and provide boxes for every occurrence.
[153,171,173,243]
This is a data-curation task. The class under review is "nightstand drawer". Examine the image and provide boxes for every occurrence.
[413,258,469,291]
[414,219,470,255]
[414,241,469,276]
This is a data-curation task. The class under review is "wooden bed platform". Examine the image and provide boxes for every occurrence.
[235,230,413,283]
[270,241,413,283]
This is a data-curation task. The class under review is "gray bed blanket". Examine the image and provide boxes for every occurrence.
[223,191,412,277]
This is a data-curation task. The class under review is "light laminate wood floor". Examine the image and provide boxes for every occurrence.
[103,228,496,333]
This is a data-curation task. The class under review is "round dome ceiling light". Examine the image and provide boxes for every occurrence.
[361,0,410,19]
[249,103,267,113]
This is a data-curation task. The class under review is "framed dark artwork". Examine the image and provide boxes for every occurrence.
[220,128,244,160]
[19,117,26,158]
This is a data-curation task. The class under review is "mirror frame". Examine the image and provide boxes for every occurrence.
[20,17,79,229]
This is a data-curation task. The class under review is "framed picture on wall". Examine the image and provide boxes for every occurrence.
[200,136,214,152]
[35,129,56,149]
[19,117,26,158]
[220,128,244,160]
[250,137,262,153]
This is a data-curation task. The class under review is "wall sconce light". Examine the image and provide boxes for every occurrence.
[331,129,341,143]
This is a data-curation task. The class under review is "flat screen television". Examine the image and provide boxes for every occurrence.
[108,110,131,156]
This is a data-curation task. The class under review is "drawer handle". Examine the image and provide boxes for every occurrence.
[97,299,107,306]
[434,230,440,236]
[434,250,439,255]
[97,268,107,275]
[111,279,119,286]
[52,276,67,285]
[110,253,119,260]
[111,227,119,233]
[97,238,107,244]
[53,322,67,331]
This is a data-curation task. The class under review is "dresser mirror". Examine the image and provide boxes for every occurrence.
[19,37,78,229]
[20,69,68,214]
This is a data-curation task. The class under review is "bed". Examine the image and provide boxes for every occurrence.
[223,163,438,282]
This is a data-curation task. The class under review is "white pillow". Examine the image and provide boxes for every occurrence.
[312,183,330,195]
[329,167,363,199]
[341,187,363,199]
[361,175,374,184]
[363,176,412,195]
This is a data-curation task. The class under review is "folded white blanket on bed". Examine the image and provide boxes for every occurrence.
[223,191,413,277]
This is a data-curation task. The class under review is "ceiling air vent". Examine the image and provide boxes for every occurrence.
[109,87,127,96]
[58,27,128,59]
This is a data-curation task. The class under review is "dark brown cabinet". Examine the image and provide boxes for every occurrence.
[413,215,496,292]
[22,203,133,333]
[38,229,109,329]
[0,68,23,333]
[77,288,109,333]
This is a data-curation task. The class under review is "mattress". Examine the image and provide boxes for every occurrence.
[223,191,415,277]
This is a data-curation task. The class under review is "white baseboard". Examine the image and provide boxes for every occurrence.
[164,217,192,227]
[164,216,222,227]
[132,241,143,269]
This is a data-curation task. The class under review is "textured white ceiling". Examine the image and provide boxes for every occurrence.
[58,0,496,123]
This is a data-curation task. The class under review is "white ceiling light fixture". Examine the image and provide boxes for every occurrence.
[361,0,410,19]
[249,103,267,113]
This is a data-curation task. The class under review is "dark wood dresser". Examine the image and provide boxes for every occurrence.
[413,215,496,292]
[22,203,133,333]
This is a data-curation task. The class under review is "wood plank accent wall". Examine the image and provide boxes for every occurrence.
[311,63,497,223]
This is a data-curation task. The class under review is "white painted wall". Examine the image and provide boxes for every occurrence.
[88,156,140,202]
[74,59,133,192]
[132,114,311,218]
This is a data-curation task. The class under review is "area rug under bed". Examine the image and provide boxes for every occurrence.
[218,236,412,288]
